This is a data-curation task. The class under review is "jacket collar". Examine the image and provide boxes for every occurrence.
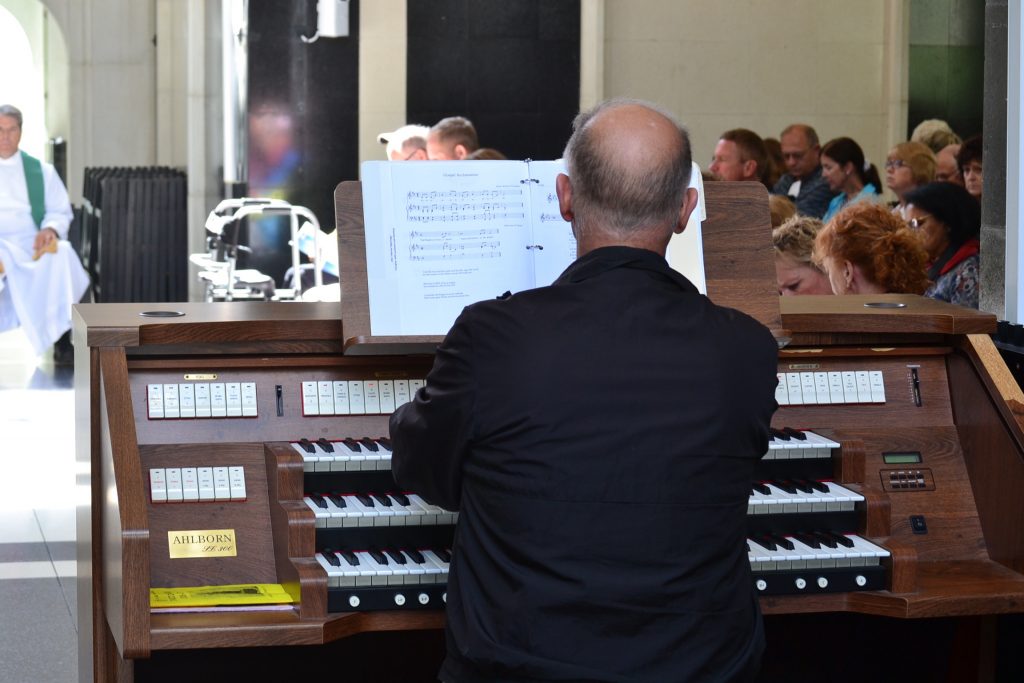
[554,245,699,294]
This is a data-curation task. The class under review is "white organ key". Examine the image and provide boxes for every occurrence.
[165,467,183,502]
[304,495,330,528]
[406,494,438,525]
[228,466,246,500]
[178,384,196,418]
[355,551,390,586]
[799,372,817,404]
[181,467,199,501]
[813,372,831,404]
[827,372,845,404]
[194,383,212,418]
[213,466,231,500]
[348,381,366,414]
[292,441,319,472]
[162,384,180,419]
[854,371,871,403]
[210,383,227,417]
[774,373,790,406]
[302,381,320,415]
[316,552,342,587]
[317,381,335,415]
[343,495,379,526]
[225,382,243,417]
[409,379,425,396]
[379,380,396,413]
[197,467,215,500]
[785,373,803,405]
[868,370,886,403]
[147,384,165,419]
[332,381,350,414]
[241,382,258,416]
[394,379,411,407]
[149,468,167,502]
[363,380,381,414]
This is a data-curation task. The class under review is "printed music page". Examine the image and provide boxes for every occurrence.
[362,160,573,336]
[666,162,707,293]
[523,160,577,287]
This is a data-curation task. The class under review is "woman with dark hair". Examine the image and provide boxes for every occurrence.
[813,203,930,295]
[957,134,983,201]
[904,182,981,308]
[820,137,883,222]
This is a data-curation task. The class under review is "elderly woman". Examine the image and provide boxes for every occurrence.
[885,141,936,219]
[904,182,981,308]
[773,215,833,295]
[813,203,930,295]
[820,137,883,222]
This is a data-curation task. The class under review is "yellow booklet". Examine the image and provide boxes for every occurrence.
[150,583,295,608]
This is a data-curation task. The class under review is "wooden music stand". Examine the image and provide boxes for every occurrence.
[335,179,783,352]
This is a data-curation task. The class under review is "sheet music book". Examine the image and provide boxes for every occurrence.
[361,160,706,337]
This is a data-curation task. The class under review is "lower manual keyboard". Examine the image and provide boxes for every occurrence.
[748,532,889,595]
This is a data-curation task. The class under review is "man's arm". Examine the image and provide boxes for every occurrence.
[389,311,477,511]
[33,165,73,252]
[795,176,837,220]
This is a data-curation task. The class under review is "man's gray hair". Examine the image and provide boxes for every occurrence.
[563,98,692,237]
[0,104,23,128]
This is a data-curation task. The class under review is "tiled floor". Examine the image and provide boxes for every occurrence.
[0,328,78,682]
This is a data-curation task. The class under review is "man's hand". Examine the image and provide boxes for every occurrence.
[32,227,59,260]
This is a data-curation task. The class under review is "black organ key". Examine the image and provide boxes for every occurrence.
[771,480,798,494]
[390,492,410,506]
[309,493,328,509]
[795,532,821,549]
[812,531,839,548]
[326,492,346,508]
[404,549,425,564]
[371,493,392,507]
[806,479,830,493]
[342,438,361,452]
[369,548,388,565]
[770,533,795,550]
[434,548,452,563]
[770,428,790,441]
[783,427,807,441]
[317,438,334,453]
[826,531,855,548]
[376,437,393,451]
[751,535,778,551]
[752,482,772,495]
[792,480,815,494]
[298,438,315,454]
[384,548,406,564]
[355,493,375,507]
[359,437,379,452]
[322,548,341,566]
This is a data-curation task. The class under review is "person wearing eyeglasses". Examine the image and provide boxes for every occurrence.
[812,203,930,296]
[956,135,983,202]
[771,124,837,219]
[819,137,883,223]
[377,124,430,161]
[904,182,980,309]
[935,143,963,185]
[885,141,936,220]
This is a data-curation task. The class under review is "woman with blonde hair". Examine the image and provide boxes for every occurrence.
[885,141,936,219]
[813,203,930,295]
[773,215,833,295]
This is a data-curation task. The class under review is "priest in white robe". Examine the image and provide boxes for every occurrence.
[0,104,89,357]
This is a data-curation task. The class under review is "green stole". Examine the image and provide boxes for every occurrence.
[20,151,45,228]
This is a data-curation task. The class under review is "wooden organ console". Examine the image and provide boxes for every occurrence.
[76,183,1024,682]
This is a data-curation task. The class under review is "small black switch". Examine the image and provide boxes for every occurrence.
[910,515,928,534]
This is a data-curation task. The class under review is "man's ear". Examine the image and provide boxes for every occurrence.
[556,173,574,222]
[454,144,468,160]
[743,159,758,180]
[674,187,699,234]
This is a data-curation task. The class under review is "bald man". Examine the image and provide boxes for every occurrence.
[391,99,779,683]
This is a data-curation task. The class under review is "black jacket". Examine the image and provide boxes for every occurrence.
[391,246,779,683]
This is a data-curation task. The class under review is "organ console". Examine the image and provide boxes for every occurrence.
[76,183,1024,682]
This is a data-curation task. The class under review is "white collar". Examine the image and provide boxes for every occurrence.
[0,152,22,167]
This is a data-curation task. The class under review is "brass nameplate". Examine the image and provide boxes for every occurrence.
[184,373,218,380]
[786,363,821,370]
[168,529,237,559]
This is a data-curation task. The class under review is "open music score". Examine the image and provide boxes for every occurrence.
[362,159,576,336]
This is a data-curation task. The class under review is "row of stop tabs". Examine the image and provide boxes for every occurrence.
[149,465,247,502]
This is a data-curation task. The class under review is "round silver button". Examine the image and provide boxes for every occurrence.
[442,592,447,603]
[817,576,829,589]
[755,579,768,591]
[795,578,807,590]
[394,593,406,606]
[348,595,360,608]
[855,575,867,587]
[418,593,430,605]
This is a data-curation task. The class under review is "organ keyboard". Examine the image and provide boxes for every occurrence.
[75,183,1024,682]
